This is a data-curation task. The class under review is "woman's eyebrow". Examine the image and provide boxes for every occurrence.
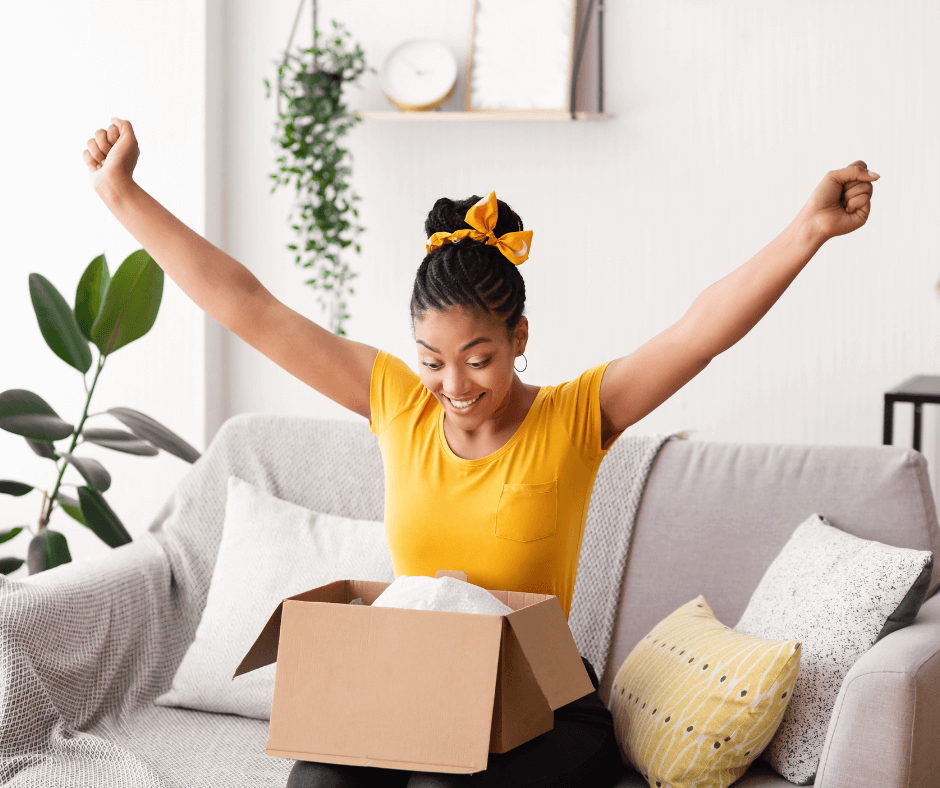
[461,337,492,351]
[415,337,492,353]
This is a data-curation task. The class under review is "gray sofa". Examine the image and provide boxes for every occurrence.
[2,414,939,788]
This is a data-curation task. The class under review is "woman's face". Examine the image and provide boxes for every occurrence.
[414,306,527,429]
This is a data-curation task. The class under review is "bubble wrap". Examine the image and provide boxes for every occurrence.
[0,413,671,786]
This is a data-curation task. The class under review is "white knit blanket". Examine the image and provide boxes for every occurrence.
[0,414,671,787]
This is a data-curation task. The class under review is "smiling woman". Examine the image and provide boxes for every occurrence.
[84,119,877,788]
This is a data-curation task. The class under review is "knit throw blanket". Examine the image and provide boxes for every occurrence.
[568,432,675,682]
[0,415,673,787]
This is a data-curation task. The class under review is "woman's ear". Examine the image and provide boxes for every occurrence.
[513,316,529,356]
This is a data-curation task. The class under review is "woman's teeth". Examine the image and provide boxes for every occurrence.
[449,393,483,410]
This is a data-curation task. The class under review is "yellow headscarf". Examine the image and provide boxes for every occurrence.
[425,191,533,265]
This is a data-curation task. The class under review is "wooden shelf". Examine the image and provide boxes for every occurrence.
[355,110,611,121]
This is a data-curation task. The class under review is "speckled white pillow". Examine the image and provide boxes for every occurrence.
[735,514,933,785]
[154,475,396,720]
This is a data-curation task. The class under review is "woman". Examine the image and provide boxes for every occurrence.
[84,117,878,788]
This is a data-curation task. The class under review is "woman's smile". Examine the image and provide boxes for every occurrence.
[445,391,485,411]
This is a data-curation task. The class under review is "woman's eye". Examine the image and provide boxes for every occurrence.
[423,362,442,370]
[469,360,489,369]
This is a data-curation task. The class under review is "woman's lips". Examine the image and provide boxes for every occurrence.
[445,392,484,411]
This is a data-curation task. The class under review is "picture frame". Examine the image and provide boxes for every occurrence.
[465,0,577,112]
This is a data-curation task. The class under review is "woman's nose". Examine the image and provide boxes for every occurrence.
[443,367,470,397]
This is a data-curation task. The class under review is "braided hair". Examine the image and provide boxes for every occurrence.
[411,195,527,334]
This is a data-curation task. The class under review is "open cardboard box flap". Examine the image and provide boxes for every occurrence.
[233,573,594,773]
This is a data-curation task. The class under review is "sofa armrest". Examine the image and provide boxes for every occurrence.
[0,532,178,751]
[815,590,940,788]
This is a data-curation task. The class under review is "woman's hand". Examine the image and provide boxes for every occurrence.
[800,160,880,243]
[83,117,140,194]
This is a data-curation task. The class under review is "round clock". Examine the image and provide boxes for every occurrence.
[381,39,458,112]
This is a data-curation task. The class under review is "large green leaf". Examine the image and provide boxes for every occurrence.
[81,426,159,456]
[56,492,86,525]
[0,481,33,497]
[28,273,93,373]
[75,254,111,343]
[0,527,24,544]
[59,452,111,492]
[89,249,163,356]
[77,486,132,548]
[0,390,74,441]
[0,557,24,575]
[25,437,60,460]
[107,407,201,463]
[27,530,71,573]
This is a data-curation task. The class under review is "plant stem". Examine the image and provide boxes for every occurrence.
[41,352,107,529]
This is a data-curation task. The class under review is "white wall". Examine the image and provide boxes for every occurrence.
[220,0,940,493]
[0,0,210,575]
[2,1,938,579]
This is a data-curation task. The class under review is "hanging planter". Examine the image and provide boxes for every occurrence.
[264,0,372,336]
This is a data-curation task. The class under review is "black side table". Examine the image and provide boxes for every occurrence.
[883,375,940,451]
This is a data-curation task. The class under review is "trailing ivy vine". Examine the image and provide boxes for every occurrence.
[264,19,370,336]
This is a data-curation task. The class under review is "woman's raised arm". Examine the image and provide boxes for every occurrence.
[85,117,377,419]
[598,160,880,445]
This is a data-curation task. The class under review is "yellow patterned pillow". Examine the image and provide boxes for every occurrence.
[610,596,800,788]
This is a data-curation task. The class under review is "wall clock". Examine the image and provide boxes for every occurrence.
[381,39,458,112]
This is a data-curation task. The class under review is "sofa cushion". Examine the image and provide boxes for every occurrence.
[734,514,932,785]
[600,441,940,707]
[610,596,800,788]
[154,475,395,720]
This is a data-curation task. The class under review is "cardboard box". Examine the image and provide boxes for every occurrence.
[233,569,595,774]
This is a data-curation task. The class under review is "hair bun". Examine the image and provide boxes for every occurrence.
[424,194,524,240]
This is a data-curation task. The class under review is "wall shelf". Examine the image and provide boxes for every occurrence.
[356,110,611,121]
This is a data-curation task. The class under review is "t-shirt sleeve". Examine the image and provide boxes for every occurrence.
[549,360,619,460]
[369,350,425,438]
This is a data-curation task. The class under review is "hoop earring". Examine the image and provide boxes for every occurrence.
[514,353,527,373]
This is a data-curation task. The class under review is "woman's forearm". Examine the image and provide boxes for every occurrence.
[680,209,826,359]
[96,176,266,333]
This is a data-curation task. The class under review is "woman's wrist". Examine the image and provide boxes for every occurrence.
[95,173,137,208]
[793,207,829,252]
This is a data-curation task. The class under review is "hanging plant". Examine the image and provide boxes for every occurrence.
[264,8,372,336]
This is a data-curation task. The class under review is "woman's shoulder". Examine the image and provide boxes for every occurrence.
[375,349,420,383]
[537,360,614,458]
[542,360,612,404]
[370,350,431,437]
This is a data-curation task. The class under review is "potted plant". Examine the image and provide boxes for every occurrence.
[0,250,201,575]
[264,11,372,336]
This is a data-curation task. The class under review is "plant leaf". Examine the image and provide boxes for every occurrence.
[75,253,111,342]
[77,486,132,548]
[89,249,164,356]
[27,530,71,573]
[0,390,74,441]
[0,527,24,544]
[25,437,59,460]
[81,426,159,456]
[56,492,86,525]
[0,481,33,497]
[28,273,93,373]
[107,407,201,463]
[0,557,24,575]
[59,452,111,492]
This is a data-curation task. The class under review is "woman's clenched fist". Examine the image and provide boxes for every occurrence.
[83,116,140,194]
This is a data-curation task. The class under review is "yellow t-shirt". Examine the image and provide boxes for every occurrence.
[368,350,616,621]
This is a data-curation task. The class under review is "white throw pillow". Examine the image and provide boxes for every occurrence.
[734,514,933,785]
[154,475,396,720]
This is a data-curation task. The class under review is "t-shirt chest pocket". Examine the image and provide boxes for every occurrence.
[494,479,558,542]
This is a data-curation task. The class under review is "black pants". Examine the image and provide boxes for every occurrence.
[286,655,625,788]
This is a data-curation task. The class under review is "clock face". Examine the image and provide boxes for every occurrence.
[381,39,458,110]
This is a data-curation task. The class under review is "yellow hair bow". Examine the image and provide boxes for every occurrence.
[425,191,533,265]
